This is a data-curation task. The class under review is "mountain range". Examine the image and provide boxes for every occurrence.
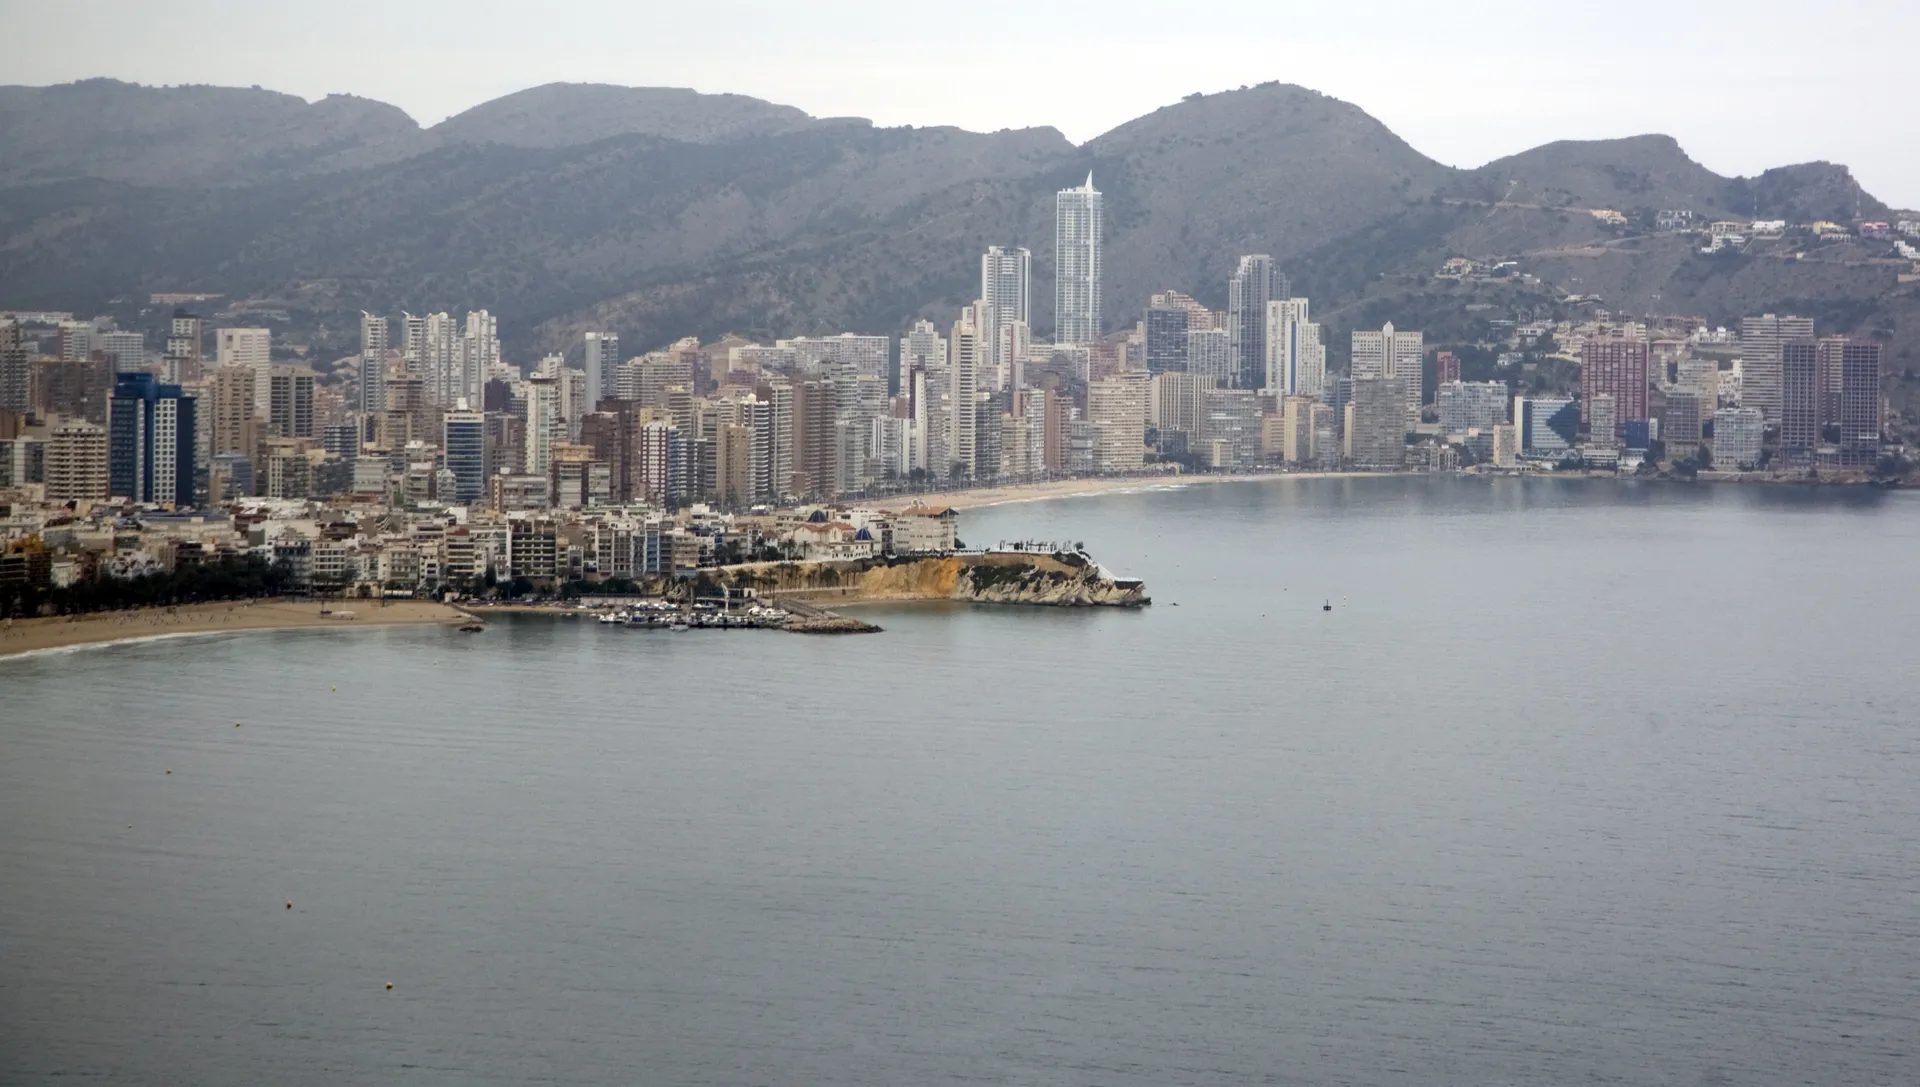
[0,77,1914,390]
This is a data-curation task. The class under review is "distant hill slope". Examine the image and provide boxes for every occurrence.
[429,83,820,147]
[0,78,1908,385]
[0,79,424,187]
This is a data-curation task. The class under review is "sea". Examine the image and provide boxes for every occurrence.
[3,476,1918,1086]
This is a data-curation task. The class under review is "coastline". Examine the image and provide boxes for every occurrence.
[0,599,470,661]
[876,471,1377,511]
[876,467,1902,512]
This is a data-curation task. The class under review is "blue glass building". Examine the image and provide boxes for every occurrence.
[109,373,197,506]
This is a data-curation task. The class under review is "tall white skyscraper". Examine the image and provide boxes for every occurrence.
[981,245,1031,382]
[360,312,389,415]
[462,311,499,409]
[901,319,949,477]
[1265,298,1324,398]
[949,310,985,480]
[524,374,560,476]
[584,331,619,407]
[1054,174,1103,345]
[1228,255,1289,390]
[1352,322,1424,426]
[216,327,272,418]
[416,312,458,406]
[402,313,429,377]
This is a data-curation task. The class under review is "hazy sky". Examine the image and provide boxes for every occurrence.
[5,0,1916,206]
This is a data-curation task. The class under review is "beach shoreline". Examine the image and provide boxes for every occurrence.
[0,599,470,661]
[871,471,1379,511]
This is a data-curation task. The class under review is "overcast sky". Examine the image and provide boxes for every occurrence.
[5,0,1915,206]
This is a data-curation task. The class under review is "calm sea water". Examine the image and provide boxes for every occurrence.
[4,477,1918,1086]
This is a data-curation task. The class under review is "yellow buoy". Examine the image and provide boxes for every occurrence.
[165,769,172,774]
[286,902,293,910]
[235,722,243,727]
[385,982,393,990]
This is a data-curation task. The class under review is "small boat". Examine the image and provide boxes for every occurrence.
[669,621,690,632]
[459,621,486,633]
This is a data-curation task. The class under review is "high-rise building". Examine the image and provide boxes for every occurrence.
[790,379,839,498]
[948,315,984,480]
[208,365,258,460]
[1434,351,1461,388]
[1087,373,1147,473]
[1265,298,1322,397]
[1352,323,1424,427]
[584,331,619,408]
[165,309,204,384]
[1054,174,1103,344]
[1144,301,1190,375]
[981,246,1031,380]
[58,320,95,362]
[1586,393,1619,450]
[1186,327,1233,385]
[1514,396,1578,460]
[30,353,113,424]
[1663,391,1705,454]
[1712,407,1764,469]
[443,411,486,505]
[461,311,500,410]
[360,312,390,415]
[1835,339,1883,467]
[97,330,145,374]
[1739,313,1812,423]
[268,367,315,439]
[524,375,560,477]
[215,327,272,418]
[44,421,108,502]
[0,320,28,415]
[1148,372,1213,440]
[108,372,197,506]
[1581,335,1650,438]
[1199,388,1261,468]
[1436,381,1510,436]
[1228,255,1286,389]
[1281,395,1321,464]
[1780,339,1821,460]
[1344,377,1406,469]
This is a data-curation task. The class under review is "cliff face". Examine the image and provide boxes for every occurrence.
[692,554,1148,607]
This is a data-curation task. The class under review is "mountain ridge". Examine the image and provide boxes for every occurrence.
[0,77,1908,397]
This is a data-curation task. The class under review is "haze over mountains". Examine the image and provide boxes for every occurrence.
[0,77,1911,373]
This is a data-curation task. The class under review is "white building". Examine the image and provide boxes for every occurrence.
[1054,174,1103,344]
[981,246,1031,384]
[1087,373,1147,473]
[1436,380,1509,435]
[1712,407,1764,469]
[1186,327,1233,386]
[360,312,389,415]
[1264,297,1323,397]
[1352,322,1424,426]
[461,310,500,409]
[524,375,560,476]
[216,327,272,418]
[947,313,985,480]
[1228,255,1283,390]
[584,331,619,407]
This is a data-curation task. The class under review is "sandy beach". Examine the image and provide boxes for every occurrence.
[870,470,1374,512]
[0,599,470,660]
